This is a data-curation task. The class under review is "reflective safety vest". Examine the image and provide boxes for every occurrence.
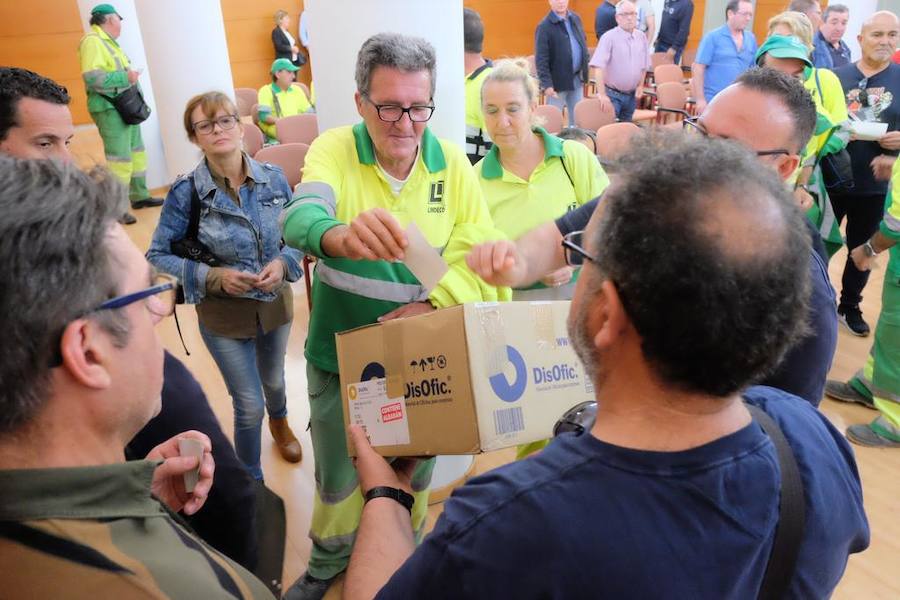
[465,61,493,163]
[78,25,133,114]
[282,123,510,372]
[256,83,313,142]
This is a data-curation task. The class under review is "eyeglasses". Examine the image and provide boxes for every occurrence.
[96,272,178,318]
[192,114,239,135]
[682,117,791,158]
[363,94,436,123]
[553,401,597,436]
[49,273,180,368]
[562,230,597,266]
[618,11,637,16]
[858,77,870,107]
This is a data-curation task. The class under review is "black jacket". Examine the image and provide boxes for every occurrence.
[271,27,306,67]
[657,0,694,52]
[535,10,589,92]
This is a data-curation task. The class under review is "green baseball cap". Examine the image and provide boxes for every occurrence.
[91,3,122,18]
[755,35,813,68]
[271,58,300,74]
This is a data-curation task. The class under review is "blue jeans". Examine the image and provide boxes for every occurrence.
[200,320,292,480]
[547,76,584,126]
[605,86,637,122]
[654,41,683,65]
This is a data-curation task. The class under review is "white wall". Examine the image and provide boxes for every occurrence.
[305,0,466,147]
[76,0,169,188]
[134,0,235,180]
[845,0,880,61]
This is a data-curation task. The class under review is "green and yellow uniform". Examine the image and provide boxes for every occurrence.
[801,67,850,257]
[477,127,608,458]
[78,24,149,203]
[281,123,509,579]
[848,160,900,442]
[0,461,273,599]
[465,61,493,163]
[256,83,313,144]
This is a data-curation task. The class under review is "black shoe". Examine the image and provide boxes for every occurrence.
[824,380,876,409]
[119,212,137,225]
[837,305,870,337]
[282,573,336,600]
[131,197,164,209]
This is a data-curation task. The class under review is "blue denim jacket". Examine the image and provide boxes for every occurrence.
[147,156,303,305]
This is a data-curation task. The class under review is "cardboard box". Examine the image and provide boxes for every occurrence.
[336,301,596,457]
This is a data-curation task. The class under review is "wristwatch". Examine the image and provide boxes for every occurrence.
[364,486,414,513]
[862,240,877,257]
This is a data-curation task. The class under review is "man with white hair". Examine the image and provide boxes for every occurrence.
[589,0,650,122]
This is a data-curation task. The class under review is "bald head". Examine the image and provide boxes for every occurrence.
[858,11,899,66]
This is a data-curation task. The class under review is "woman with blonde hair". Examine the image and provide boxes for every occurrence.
[148,92,305,480]
[761,12,849,257]
[476,58,608,299]
[272,9,305,68]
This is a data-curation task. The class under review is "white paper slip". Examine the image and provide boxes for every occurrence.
[403,222,448,293]
[850,120,888,141]
[348,378,411,447]
[178,438,204,493]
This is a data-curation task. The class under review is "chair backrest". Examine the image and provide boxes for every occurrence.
[655,81,687,110]
[650,52,675,69]
[654,64,683,85]
[574,98,616,131]
[534,104,564,134]
[234,88,257,118]
[595,122,640,162]
[254,142,310,189]
[275,113,319,145]
[242,122,265,157]
[292,82,311,102]
[250,103,260,125]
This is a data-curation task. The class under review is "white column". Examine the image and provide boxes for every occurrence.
[76,0,169,189]
[845,0,879,62]
[133,0,235,180]
[304,0,466,147]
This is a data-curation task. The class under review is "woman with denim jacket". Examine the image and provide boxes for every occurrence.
[148,91,304,481]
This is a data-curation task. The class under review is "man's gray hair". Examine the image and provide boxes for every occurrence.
[616,1,636,15]
[355,33,437,98]
[823,3,849,21]
[0,157,129,437]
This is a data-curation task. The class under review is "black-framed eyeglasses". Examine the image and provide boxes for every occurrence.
[192,114,239,135]
[554,401,597,436]
[363,94,435,123]
[682,117,791,157]
[858,77,870,107]
[49,273,184,367]
[562,230,597,266]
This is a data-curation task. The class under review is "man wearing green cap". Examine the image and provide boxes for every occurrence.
[257,58,313,145]
[756,34,849,259]
[78,3,162,225]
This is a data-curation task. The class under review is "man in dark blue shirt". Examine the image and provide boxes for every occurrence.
[595,0,618,41]
[341,132,869,600]
[654,0,693,64]
[466,68,837,408]
[815,3,852,69]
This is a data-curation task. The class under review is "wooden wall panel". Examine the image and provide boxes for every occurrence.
[466,0,706,62]
[0,0,90,125]
[220,0,310,91]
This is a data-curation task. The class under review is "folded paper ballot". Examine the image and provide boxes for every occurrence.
[402,222,448,293]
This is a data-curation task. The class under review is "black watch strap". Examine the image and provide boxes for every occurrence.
[364,486,414,513]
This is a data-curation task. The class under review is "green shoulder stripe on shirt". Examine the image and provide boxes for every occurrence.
[351,123,446,172]
[480,126,563,179]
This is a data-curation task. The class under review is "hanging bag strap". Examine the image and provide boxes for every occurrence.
[745,403,807,600]
[186,176,203,242]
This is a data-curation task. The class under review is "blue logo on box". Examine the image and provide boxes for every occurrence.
[360,362,385,381]
[488,345,528,402]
